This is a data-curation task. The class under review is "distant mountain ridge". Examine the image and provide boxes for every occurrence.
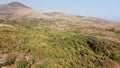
[0,2,117,23]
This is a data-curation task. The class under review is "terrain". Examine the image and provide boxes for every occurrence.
[0,2,120,68]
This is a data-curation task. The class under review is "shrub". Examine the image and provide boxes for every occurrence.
[5,55,16,66]
[15,60,27,68]
[86,37,106,53]
[109,53,118,60]
[41,60,51,68]
[25,60,34,68]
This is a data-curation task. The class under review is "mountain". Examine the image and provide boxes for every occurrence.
[0,2,120,68]
[44,12,80,22]
[0,2,79,22]
[0,2,110,22]
[0,2,49,20]
[0,2,29,12]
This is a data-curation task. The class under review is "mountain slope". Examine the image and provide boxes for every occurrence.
[0,20,120,68]
[0,2,111,22]
[0,2,29,12]
[0,2,49,20]
[0,2,120,68]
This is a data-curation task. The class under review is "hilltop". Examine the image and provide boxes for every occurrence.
[0,2,49,20]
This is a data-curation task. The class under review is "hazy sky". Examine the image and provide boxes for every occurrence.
[0,0,120,21]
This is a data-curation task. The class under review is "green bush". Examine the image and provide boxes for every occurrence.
[15,60,27,68]
[109,53,118,60]
[86,37,107,53]
[5,55,16,66]
[25,60,34,68]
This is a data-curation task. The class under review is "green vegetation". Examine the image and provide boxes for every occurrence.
[0,19,120,68]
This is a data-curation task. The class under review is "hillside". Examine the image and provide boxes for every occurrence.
[0,2,120,68]
[0,2,49,20]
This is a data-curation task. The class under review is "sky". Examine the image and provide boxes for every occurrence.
[0,0,120,22]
